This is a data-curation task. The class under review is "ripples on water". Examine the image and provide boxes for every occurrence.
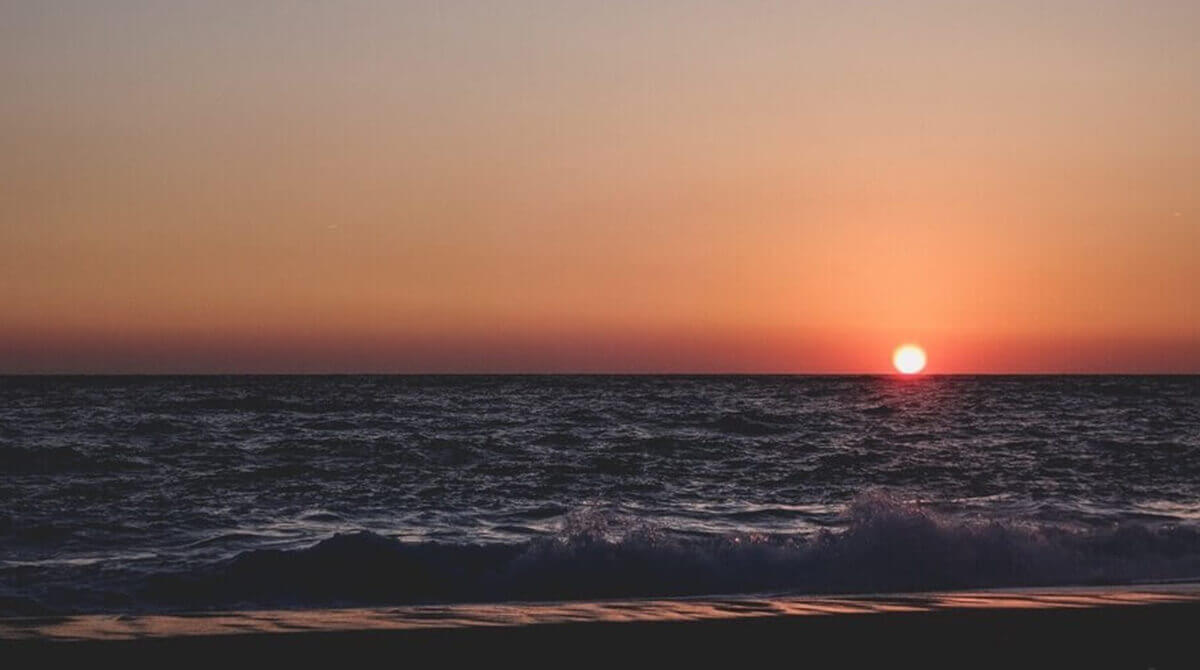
[1,375,1198,614]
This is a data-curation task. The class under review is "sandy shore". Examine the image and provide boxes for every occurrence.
[5,584,1200,666]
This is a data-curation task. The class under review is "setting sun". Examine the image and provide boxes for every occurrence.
[893,345,927,375]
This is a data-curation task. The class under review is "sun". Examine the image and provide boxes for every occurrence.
[892,344,927,375]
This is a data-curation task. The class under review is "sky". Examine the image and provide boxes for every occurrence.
[2,1,1197,373]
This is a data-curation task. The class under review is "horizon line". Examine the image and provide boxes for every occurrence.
[3,371,1198,377]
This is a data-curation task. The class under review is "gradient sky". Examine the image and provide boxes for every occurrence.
[2,1,1197,373]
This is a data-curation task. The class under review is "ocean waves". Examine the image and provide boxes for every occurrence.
[7,495,1199,616]
[2,375,1198,615]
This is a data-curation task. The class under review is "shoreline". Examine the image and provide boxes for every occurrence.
[6,584,1200,665]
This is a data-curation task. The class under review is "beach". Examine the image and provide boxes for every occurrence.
[6,584,1200,666]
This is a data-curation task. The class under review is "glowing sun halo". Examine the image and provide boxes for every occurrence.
[893,344,927,375]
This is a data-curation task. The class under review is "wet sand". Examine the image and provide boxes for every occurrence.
[5,584,1200,666]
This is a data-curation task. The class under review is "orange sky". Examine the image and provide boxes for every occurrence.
[2,1,1198,373]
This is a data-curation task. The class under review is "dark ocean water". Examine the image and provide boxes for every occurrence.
[2,375,1199,616]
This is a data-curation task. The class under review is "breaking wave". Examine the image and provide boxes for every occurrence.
[132,495,1200,613]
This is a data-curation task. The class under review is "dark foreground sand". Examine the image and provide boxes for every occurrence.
[4,585,1200,666]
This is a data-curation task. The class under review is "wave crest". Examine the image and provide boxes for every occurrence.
[140,495,1200,612]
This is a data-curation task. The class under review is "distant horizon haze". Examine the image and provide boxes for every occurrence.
[2,327,1196,374]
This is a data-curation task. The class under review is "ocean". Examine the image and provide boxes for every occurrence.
[2,375,1198,616]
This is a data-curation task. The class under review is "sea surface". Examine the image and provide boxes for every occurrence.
[2,375,1199,616]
